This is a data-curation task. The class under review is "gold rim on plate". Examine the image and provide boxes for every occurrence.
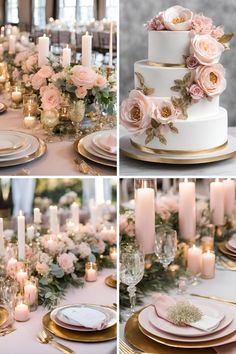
[74,138,116,168]
[43,306,117,342]
[0,306,9,327]
[105,275,117,289]
[0,103,7,114]
[219,242,236,259]
[125,310,235,352]
[0,138,47,168]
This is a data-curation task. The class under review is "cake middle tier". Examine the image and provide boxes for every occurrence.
[134,60,219,118]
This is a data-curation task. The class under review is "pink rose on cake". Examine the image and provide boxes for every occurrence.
[152,100,179,125]
[163,6,193,31]
[145,12,165,31]
[192,14,213,35]
[120,90,152,133]
[195,63,226,97]
[189,84,205,102]
[211,25,224,40]
[186,54,200,69]
[191,34,224,65]
[71,65,96,89]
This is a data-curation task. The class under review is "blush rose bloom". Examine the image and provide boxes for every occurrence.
[36,262,49,275]
[77,242,91,258]
[57,253,76,274]
[152,100,179,124]
[120,90,152,133]
[31,73,47,90]
[211,25,224,40]
[37,65,54,79]
[23,54,38,73]
[71,65,96,89]
[186,55,199,69]
[189,84,205,102]
[145,12,165,31]
[192,14,213,35]
[163,6,193,31]
[75,86,87,99]
[41,86,61,110]
[94,74,107,88]
[191,34,224,66]
[195,64,226,97]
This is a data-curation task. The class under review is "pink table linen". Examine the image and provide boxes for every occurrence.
[0,269,117,354]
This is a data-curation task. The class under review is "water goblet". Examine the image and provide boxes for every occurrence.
[154,227,177,270]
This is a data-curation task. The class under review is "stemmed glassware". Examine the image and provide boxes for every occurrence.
[154,227,177,269]
[120,244,144,317]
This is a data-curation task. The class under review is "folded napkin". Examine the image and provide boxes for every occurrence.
[59,307,108,330]
[99,134,117,154]
[153,294,223,332]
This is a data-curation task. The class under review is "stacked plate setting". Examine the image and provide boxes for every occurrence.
[0,306,10,328]
[219,236,236,260]
[0,130,46,167]
[76,130,117,168]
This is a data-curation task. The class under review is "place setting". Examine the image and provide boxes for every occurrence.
[120,178,236,354]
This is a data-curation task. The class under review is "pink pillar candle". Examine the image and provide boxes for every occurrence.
[201,250,215,279]
[16,269,28,287]
[223,179,235,216]
[14,303,30,322]
[85,262,97,282]
[187,245,202,275]
[24,282,37,306]
[178,179,196,241]
[210,179,225,226]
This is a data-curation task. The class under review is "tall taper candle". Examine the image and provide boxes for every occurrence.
[9,34,16,54]
[210,179,224,226]
[71,202,79,227]
[109,21,113,68]
[62,44,71,67]
[49,205,58,234]
[82,32,92,67]
[179,179,196,240]
[33,208,41,224]
[223,178,235,216]
[18,211,25,260]
[38,34,49,67]
[0,218,5,256]
[135,182,155,254]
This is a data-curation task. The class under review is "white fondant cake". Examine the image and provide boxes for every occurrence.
[121,5,233,154]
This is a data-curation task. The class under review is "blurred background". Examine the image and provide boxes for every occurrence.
[120,0,236,125]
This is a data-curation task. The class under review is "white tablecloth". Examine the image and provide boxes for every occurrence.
[1,269,117,354]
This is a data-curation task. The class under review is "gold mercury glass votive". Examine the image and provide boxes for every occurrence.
[85,262,97,282]
[11,85,23,108]
[23,94,38,116]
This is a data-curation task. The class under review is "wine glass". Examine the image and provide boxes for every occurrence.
[69,101,85,138]
[154,227,177,269]
[120,245,144,317]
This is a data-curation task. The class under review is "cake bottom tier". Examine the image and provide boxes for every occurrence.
[131,107,228,154]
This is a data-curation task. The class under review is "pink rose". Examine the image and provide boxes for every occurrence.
[36,262,49,275]
[23,54,38,72]
[6,258,18,278]
[57,253,76,274]
[192,14,213,35]
[211,25,224,40]
[25,245,33,259]
[120,89,152,133]
[163,6,193,31]
[145,13,165,31]
[77,242,91,258]
[37,65,54,79]
[31,73,46,90]
[186,55,199,69]
[120,215,128,232]
[195,64,226,97]
[51,72,66,81]
[41,86,61,110]
[71,65,96,89]
[75,86,87,99]
[94,74,107,88]
[189,84,205,102]
[152,100,179,125]
[40,85,48,96]
[191,34,224,66]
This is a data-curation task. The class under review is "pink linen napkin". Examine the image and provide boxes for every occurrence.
[214,343,236,354]
[99,134,117,153]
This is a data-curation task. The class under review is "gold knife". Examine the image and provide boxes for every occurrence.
[191,293,236,305]
[0,328,16,336]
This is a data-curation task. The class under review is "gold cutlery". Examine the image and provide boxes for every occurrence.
[37,330,75,354]
[120,339,154,354]
[191,293,236,305]
[0,328,15,336]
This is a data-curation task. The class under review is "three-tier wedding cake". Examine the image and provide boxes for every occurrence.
[121,6,233,155]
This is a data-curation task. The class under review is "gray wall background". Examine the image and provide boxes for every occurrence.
[120,0,236,125]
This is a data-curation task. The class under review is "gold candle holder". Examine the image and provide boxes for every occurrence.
[11,85,23,108]
[23,94,38,116]
[106,66,113,80]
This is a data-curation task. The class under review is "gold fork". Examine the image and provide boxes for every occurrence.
[120,339,154,354]
[37,329,75,354]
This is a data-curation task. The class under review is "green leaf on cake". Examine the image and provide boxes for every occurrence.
[145,129,155,144]
[174,79,184,86]
[169,123,179,134]
[151,118,159,129]
[135,71,155,96]
[143,87,155,96]
[218,32,234,44]
[182,72,192,85]
[157,134,167,145]
[135,72,145,86]
[170,85,181,92]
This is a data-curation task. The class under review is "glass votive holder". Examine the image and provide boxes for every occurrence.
[15,265,28,289]
[201,250,215,279]
[24,277,38,312]
[14,294,30,322]
[11,85,23,108]
[23,94,38,116]
[24,114,37,129]
[85,262,97,282]
[201,235,214,252]
[177,276,188,295]
[109,246,117,264]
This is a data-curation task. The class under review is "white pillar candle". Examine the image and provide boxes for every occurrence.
[1,26,4,37]
[179,179,196,241]
[110,247,117,262]
[90,202,97,233]
[34,208,41,224]
[49,205,58,234]
[14,303,30,322]
[210,179,225,226]
[16,269,28,287]
[82,31,92,67]
[223,178,235,216]
[62,44,71,67]
[12,87,22,103]
[187,245,202,275]
[135,185,155,254]
[27,225,35,241]
[109,21,113,68]
[9,34,16,54]
[0,217,5,256]
[0,74,6,83]
[18,211,25,260]
[38,34,50,67]
[201,250,215,279]
[24,282,37,305]
[24,115,37,129]
[85,263,97,282]
[71,202,79,227]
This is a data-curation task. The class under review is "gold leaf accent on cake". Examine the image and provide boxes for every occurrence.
[157,133,167,145]
[169,122,179,134]
[218,32,234,44]
[135,72,155,96]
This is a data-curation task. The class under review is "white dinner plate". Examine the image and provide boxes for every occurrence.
[92,130,117,155]
[91,141,116,159]
[81,132,117,162]
[50,304,117,332]
[0,131,31,157]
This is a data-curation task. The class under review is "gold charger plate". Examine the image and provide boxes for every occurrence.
[0,138,46,168]
[219,242,236,259]
[43,307,116,342]
[105,275,117,289]
[74,138,116,168]
[0,103,7,114]
[125,310,234,353]
[0,306,9,327]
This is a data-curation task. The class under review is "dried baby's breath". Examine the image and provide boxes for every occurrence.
[167,301,202,326]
